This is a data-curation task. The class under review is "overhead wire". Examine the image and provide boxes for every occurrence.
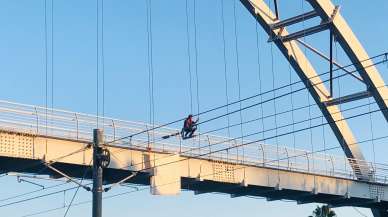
[0,146,90,205]
[108,71,387,163]
[0,145,93,209]
[193,0,201,153]
[105,52,388,145]
[112,97,387,173]
[301,0,315,172]
[146,0,155,148]
[9,106,388,214]
[43,0,49,156]
[267,0,281,173]
[107,63,385,165]
[0,182,68,203]
[255,10,265,143]
[17,132,388,217]
[96,0,100,128]
[233,0,245,162]
[102,0,105,122]
[62,159,93,217]
[220,0,231,139]
[185,0,193,114]
[51,0,54,112]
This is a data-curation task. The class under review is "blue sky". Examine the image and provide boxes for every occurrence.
[0,0,387,216]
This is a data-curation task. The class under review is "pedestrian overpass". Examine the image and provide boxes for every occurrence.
[0,100,387,212]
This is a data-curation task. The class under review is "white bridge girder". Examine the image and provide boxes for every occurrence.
[0,130,387,209]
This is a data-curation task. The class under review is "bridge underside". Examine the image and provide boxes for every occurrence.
[1,156,387,210]
[0,130,387,212]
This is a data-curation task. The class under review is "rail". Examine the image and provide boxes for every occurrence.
[0,100,387,184]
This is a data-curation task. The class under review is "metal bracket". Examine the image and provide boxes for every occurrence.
[324,91,372,107]
[104,172,137,192]
[44,161,91,191]
[17,176,45,189]
[270,10,319,30]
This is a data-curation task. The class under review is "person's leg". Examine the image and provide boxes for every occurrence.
[181,128,185,138]
[188,127,196,138]
[184,128,190,138]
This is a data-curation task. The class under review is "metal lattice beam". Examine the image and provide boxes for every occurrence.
[239,0,370,177]
[307,0,388,121]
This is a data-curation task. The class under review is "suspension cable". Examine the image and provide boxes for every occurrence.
[146,0,155,148]
[255,14,265,142]
[220,0,231,139]
[102,0,105,121]
[233,0,245,162]
[44,0,48,139]
[96,0,100,128]
[106,53,388,144]
[185,0,193,114]
[51,0,54,112]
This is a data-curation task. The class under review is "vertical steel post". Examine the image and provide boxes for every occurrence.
[329,28,334,98]
[273,0,279,20]
[93,129,104,217]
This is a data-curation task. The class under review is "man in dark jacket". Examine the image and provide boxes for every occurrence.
[181,114,198,139]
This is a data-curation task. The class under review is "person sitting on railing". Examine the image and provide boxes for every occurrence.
[181,114,198,139]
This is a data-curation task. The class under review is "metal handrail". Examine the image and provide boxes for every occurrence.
[0,100,387,184]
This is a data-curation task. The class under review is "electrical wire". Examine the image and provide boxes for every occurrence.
[51,0,54,112]
[193,0,201,154]
[146,0,155,148]
[255,13,265,143]
[0,182,68,203]
[196,65,386,129]
[18,133,388,217]
[63,159,93,217]
[233,0,245,162]
[96,0,100,128]
[107,80,385,167]
[0,146,90,205]
[185,0,193,114]
[105,52,388,145]
[113,99,386,173]
[8,104,387,211]
[220,0,231,139]
[102,0,105,122]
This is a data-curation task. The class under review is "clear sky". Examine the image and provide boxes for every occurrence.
[0,0,387,216]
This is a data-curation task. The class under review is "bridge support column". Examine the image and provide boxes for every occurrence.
[93,129,104,217]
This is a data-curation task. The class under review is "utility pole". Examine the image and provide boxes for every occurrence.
[93,129,104,217]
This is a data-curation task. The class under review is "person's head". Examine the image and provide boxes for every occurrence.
[188,114,193,119]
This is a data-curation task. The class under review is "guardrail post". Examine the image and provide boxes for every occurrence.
[178,132,182,154]
[111,120,116,141]
[260,144,265,166]
[285,147,290,170]
[206,136,211,160]
[75,113,79,140]
[306,152,310,172]
[34,107,39,134]
[330,156,335,176]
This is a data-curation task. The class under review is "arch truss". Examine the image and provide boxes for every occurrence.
[239,0,388,216]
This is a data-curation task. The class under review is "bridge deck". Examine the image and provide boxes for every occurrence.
[0,100,387,208]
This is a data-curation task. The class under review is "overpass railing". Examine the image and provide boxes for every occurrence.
[0,100,387,184]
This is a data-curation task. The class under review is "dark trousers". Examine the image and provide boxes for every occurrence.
[181,125,197,139]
